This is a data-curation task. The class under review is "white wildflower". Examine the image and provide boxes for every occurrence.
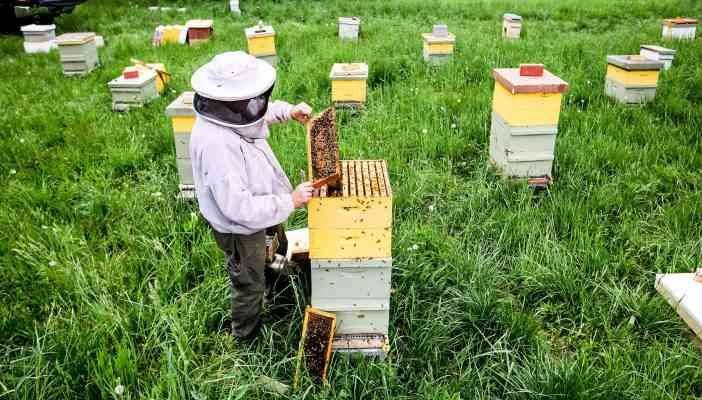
[48,260,57,267]
[451,123,457,129]
[428,204,435,212]
[422,128,428,134]
[9,169,16,175]
[409,244,419,251]
[114,384,125,396]
[19,138,25,143]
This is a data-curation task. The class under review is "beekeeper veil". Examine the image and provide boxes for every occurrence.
[191,51,276,129]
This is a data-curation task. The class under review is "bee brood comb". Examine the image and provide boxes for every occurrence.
[293,307,336,388]
[306,107,341,191]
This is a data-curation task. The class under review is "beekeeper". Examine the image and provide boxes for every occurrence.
[190,51,314,340]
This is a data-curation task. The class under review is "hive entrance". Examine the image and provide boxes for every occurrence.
[307,108,341,190]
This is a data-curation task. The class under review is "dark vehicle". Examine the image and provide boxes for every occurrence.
[1,0,87,32]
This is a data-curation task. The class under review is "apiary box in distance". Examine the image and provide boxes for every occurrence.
[166,92,197,198]
[108,69,159,111]
[605,55,663,104]
[422,24,455,63]
[330,63,369,108]
[56,32,99,76]
[338,17,361,40]
[245,22,277,65]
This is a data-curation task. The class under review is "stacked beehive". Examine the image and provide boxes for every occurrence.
[655,272,702,341]
[165,92,196,199]
[330,63,368,109]
[662,17,698,40]
[338,17,361,40]
[245,22,277,66]
[605,55,663,104]
[309,161,393,356]
[108,68,159,112]
[20,24,56,53]
[489,64,569,179]
[502,13,522,39]
[639,45,676,70]
[422,24,455,64]
[186,19,214,45]
[56,32,99,76]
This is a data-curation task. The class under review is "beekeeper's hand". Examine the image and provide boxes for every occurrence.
[292,182,314,208]
[291,102,312,124]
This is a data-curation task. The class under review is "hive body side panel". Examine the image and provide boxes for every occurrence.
[171,116,196,133]
[605,65,659,87]
[491,82,562,126]
[309,228,391,259]
[332,310,389,335]
[423,42,454,54]
[248,36,276,56]
[176,159,194,185]
[331,79,367,102]
[308,197,392,229]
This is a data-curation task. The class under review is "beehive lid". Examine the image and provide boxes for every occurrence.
[338,16,361,25]
[186,19,213,29]
[329,63,369,79]
[607,55,664,71]
[640,44,676,55]
[21,24,55,33]
[56,32,95,45]
[108,69,157,88]
[338,160,392,198]
[663,17,699,26]
[492,65,569,94]
[503,13,522,22]
[655,273,702,339]
[245,22,275,38]
[166,91,195,116]
[422,25,455,44]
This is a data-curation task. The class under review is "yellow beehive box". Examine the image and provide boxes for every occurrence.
[165,92,196,198]
[422,24,455,63]
[605,55,662,87]
[245,21,276,57]
[309,160,392,259]
[133,61,169,94]
[330,63,368,106]
[491,64,569,126]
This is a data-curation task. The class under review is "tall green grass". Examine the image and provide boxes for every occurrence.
[1,0,701,398]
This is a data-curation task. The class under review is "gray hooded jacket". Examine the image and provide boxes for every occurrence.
[190,100,295,235]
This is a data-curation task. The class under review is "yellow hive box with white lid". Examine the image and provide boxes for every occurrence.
[502,13,522,39]
[165,92,196,199]
[489,64,569,180]
[605,55,663,104]
[338,17,361,40]
[107,67,160,112]
[662,17,698,40]
[20,24,56,53]
[639,45,676,71]
[245,21,277,66]
[152,25,186,46]
[655,269,702,342]
[306,108,393,357]
[422,24,455,64]
[56,32,99,76]
[330,63,368,109]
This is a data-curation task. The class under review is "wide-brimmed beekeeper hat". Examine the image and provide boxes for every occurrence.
[191,51,276,126]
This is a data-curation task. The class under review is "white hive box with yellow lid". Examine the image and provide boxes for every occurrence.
[605,55,663,104]
[330,63,369,108]
[107,68,159,112]
[662,17,698,40]
[489,64,569,179]
[165,92,196,199]
[639,45,676,70]
[20,24,56,53]
[422,24,455,64]
[338,17,361,40]
[245,22,277,66]
[56,32,99,76]
[502,13,522,39]
[655,272,702,341]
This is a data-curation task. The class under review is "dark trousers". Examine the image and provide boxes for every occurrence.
[211,225,287,338]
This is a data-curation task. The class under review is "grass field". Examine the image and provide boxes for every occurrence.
[2,0,702,398]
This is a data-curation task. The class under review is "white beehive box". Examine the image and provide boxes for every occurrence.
[502,13,522,39]
[338,17,361,40]
[165,92,196,198]
[489,64,569,179]
[107,70,159,112]
[662,17,698,40]
[20,24,56,53]
[639,45,676,70]
[605,55,663,104]
[56,32,99,76]
[655,273,702,340]
[422,24,455,64]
